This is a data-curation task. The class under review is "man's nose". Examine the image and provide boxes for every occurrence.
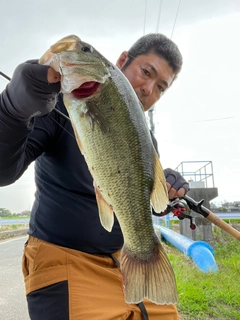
[141,81,154,96]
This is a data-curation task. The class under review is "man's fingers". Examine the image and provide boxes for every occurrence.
[166,183,186,200]
[166,182,176,199]
[168,186,177,200]
[166,182,171,192]
[174,187,186,198]
[47,67,61,83]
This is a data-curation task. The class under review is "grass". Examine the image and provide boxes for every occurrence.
[0,224,26,231]
[0,217,29,232]
[1,216,30,220]
[164,223,240,320]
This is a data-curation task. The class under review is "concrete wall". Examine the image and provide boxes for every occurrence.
[0,228,27,240]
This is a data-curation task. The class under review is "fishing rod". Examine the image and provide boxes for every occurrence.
[154,195,240,242]
[0,71,11,81]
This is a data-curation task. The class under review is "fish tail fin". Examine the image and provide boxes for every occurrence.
[120,242,178,305]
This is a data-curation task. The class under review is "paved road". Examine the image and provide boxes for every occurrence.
[0,236,30,320]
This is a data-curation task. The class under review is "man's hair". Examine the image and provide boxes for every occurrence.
[122,33,183,80]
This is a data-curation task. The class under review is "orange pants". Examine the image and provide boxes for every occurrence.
[22,236,180,320]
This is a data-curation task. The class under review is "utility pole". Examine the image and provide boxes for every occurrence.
[148,105,155,134]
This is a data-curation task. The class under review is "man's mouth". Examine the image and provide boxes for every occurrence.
[72,81,100,98]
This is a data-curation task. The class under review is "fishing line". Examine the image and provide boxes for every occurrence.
[50,112,76,140]
[53,107,71,121]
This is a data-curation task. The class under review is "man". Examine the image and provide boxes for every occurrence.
[0,33,189,320]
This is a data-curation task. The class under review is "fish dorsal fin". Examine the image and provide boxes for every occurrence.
[94,183,114,232]
[150,150,169,213]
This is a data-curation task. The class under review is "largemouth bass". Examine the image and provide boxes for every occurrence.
[39,35,178,304]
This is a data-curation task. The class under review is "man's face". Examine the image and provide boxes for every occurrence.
[116,52,175,111]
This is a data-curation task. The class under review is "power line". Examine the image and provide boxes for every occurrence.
[195,116,237,123]
[143,0,181,37]
[170,0,182,39]
[143,0,148,35]
[155,0,163,32]
[165,116,239,125]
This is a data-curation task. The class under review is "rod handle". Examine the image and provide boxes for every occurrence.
[206,211,240,241]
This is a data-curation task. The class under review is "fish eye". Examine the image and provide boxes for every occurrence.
[82,46,93,53]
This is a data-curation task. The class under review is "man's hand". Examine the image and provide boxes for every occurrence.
[164,168,189,200]
[4,60,61,122]
[47,65,61,83]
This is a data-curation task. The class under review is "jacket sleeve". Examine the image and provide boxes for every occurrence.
[0,60,60,186]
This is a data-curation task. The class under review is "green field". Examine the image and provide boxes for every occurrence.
[164,224,240,320]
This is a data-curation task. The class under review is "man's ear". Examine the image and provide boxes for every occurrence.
[116,51,128,69]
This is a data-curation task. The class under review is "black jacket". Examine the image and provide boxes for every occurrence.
[0,89,125,253]
[0,62,164,254]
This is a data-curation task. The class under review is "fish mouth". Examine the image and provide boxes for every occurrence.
[71,81,100,99]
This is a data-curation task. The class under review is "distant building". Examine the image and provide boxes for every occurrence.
[221,201,240,212]
[19,210,30,216]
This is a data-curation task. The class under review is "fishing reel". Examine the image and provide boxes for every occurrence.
[153,198,196,230]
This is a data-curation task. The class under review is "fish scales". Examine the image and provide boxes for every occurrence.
[68,68,157,253]
[39,34,178,305]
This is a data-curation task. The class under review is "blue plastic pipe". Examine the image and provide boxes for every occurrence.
[154,224,218,273]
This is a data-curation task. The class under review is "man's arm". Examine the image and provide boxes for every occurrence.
[0,60,60,186]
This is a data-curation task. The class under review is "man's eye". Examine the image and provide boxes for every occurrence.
[157,85,164,92]
[142,68,150,76]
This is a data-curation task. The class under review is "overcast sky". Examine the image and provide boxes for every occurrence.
[0,0,240,212]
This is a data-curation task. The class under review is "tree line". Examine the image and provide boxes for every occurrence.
[0,208,30,218]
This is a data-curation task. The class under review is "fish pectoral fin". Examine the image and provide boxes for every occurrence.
[86,104,109,135]
[94,183,114,232]
[150,150,169,213]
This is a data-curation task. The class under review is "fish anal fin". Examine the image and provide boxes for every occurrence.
[150,150,168,213]
[94,183,114,232]
[121,242,178,305]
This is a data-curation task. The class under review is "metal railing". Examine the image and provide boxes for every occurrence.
[175,161,214,188]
